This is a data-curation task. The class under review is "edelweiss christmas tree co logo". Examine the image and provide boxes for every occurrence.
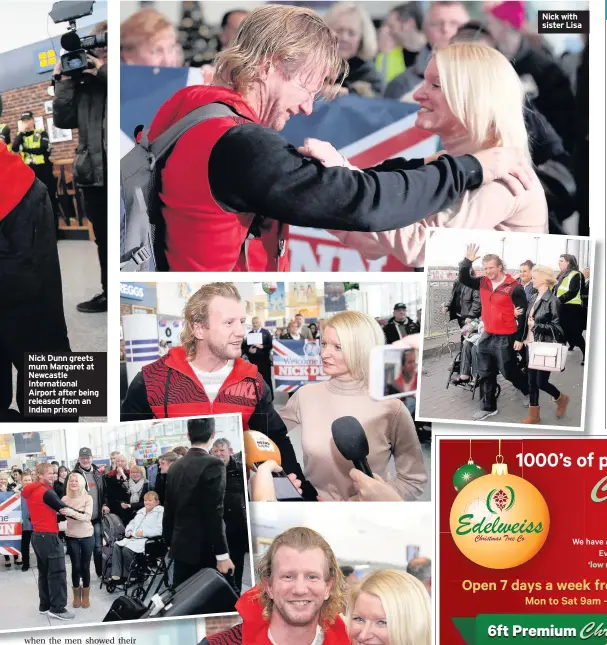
[450,464,550,569]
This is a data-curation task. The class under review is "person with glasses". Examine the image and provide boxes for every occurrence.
[144,4,533,273]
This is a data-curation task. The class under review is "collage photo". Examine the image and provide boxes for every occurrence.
[0,1,603,645]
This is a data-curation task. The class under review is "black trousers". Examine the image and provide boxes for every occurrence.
[227,533,248,594]
[31,532,67,613]
[82,186,107,296]
[528,369,561,407]
[477,332,529,412]
[66,535,94,587]
[21,529,33,567]
[32,164,59,230]
[560,305,586,356]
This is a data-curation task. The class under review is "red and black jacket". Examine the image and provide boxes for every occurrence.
[121,347,316,500]
[458,258,527,340]
[21,482,65,533]
[200,586,350,645]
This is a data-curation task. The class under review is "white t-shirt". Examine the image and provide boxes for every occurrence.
[490,276,507,291]
[189,360,234,402]
[268,625,323,645]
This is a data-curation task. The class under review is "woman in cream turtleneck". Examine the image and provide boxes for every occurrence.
[299,42,548,268]
[278,311,427,501]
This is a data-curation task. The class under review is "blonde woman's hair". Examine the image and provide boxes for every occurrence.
[323,2,378,61]
[532,264,557,288]
[66,472,87,498]
[214,5,345,95]
[114,454,128,468]
[434,42,530,161]
[144,491,159,502]
[181,283,242,361]
[255,527,347,625]
[348,570,431,645]
[324,311,385,384]
[130,465,146,479]
[121,8,174,58]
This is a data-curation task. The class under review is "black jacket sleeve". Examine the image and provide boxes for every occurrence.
[262,328,273,355]
[121,372,154,421]
[52,79,79,130]
[162,469,175,546]
[557,272,581,304]
[1,125,10,145]
[534,297,564,342]
[469,288,482,319]
[364,157,425,173]
[511,285,528,342]
[249,380,318,501]
[200,460,229,556]
[458,258,482,291]
[11,132,24,152]
[209,123,483,233]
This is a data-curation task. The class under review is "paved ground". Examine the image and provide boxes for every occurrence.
[418,346,585,429]
[0,548,251,630]
[10,240,107,422]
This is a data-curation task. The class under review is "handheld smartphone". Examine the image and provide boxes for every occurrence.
[368,345,419,401]
[272,470,305,502]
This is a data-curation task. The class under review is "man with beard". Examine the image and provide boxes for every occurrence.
[211,438,248,593]
[121,282,315,499]
[199,527,349,645]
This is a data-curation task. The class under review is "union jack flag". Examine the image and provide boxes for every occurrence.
[272,339,328,393]
[0,492,22,557]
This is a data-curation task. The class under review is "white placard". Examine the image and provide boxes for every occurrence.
[246,332,263,346]
[44,100,53,114]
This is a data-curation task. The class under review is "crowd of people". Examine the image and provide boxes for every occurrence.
[0,418,248,621]
[119,1,588,272]
[444,244,589,424]
[121,282,425,503]
[199,526,431,645]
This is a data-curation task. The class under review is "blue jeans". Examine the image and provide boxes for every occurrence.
[66,535,94,587]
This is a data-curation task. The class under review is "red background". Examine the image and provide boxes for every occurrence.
[439,438,607,643]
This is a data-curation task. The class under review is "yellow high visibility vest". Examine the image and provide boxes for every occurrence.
[20,130,46,165]
[375,48,406,85]
[0,123,10,151]
[557,271,582,305]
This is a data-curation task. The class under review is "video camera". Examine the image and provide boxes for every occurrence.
[49,1,107,77]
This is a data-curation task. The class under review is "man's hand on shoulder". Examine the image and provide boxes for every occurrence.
[472,147,533,196]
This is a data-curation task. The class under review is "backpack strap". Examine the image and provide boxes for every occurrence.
[146,102,241,164]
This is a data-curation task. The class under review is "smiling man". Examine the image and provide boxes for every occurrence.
[201,527,350,645]
[121,283,315,499]
[144,4,533,272]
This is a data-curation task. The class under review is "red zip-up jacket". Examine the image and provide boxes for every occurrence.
[458,258,527,340]
[201,586,350,645]
[147,86,288,272]
[21,482,60,533]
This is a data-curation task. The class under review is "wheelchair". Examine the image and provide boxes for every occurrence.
[446,350,501,401]
[104,536,171,601]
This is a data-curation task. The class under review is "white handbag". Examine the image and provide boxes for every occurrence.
[527,328,568,372]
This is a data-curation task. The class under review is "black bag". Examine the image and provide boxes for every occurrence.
[142,567,238,618]
[103,595,148,622]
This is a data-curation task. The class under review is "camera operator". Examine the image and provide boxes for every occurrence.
[52,20,107,314]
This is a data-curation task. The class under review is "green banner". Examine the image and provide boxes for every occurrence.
[453,614,607,644]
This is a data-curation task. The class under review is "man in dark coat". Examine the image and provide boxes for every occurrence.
[211,438,248,593]
[383,304,419,344]
[163,418,235,587]
[444,276,482,327]
[0,142,71,422]
[241,317,274,398]
[52,21,107,313]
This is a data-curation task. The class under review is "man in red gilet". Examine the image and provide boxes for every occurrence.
[458,243,529,421]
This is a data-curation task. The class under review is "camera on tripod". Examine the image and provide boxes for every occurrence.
[49,1,107,77]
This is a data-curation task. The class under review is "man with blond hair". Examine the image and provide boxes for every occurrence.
[146,4,533,272]
[200,527,350,645]
[121,282,314,498]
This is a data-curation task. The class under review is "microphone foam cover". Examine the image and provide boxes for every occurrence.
[243,430,281,468]
[331,416,370,461]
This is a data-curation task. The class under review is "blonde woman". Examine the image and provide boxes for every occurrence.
[521,265,568,424]
[121,8,182,67]
[61,472,94,608]
[324,2,383,97]
[278,311,427,501]
[302,42,548,267]
[348,570,431,645]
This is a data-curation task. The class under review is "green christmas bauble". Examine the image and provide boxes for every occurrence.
[453,460,487,492]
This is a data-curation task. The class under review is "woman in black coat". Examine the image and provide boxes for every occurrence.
[104,455,132,525]
[324,3,383,97]
[522,265,568,425]
[553,254,586,364]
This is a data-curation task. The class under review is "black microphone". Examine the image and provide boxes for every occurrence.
[331,416,374,478]
[60,31,82,52]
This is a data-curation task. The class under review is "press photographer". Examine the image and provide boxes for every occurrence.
[52,10,107,314]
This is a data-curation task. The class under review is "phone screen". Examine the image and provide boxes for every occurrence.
[382,347,419,397]
[272,472,305,501]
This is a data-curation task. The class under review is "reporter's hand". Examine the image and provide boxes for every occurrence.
[465,243,480,263]
[287,473,302,496]
[349,469,402,502]
[249,460,281,502]
[217,558,235,575]
[513,341,524,351]
[473,147,533,196]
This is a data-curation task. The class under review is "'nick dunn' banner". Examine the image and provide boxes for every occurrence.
[272,339,328,394]
[439,439,607,644]
[120,65,438,272]
[0,492,22,557]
